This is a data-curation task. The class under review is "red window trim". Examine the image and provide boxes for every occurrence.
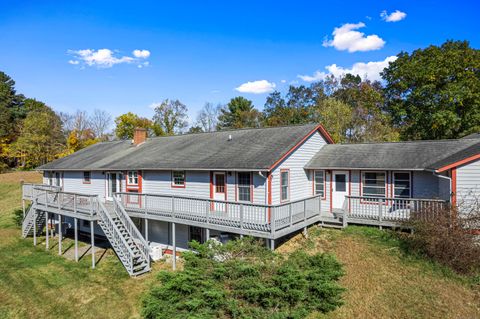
[280,168,290,203]
[236,171,254,202]
[360,170,387,204]
[312,169,326,200]
[82,171,91,184]
[171,170,186,188]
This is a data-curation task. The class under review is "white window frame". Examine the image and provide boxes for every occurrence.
[393,171,412,199]
[280,169,290,202]
[172,170,186,187]
[361,171,386,198]
[127,171,139,185]
[237,172,252,202]
[314,170,325,198]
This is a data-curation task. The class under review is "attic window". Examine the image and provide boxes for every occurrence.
[83,171,91,184]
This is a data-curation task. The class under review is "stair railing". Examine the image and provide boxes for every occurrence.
[96,199,135,275]
[113,196,150,264]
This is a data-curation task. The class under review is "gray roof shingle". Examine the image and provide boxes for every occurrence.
[305,139,480,171]
[39,124,323,171]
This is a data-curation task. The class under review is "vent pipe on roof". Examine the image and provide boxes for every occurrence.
[133,128,147,146]
[228,134,232,141]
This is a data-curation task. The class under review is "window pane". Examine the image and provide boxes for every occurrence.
[238,173,251,201]
[281,171,289,201]
[315,171,324,196]
[363,186,385,196]
[173,171,185,185]
[83,172,90,182]
[394,173,411,198]
[335,174,346,192]
[215,174,225,193]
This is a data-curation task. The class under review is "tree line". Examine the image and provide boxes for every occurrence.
[1,40,478,170]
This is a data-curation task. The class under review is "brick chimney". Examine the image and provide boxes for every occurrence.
[133,128,147,146]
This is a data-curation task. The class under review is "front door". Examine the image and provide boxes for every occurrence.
[106,172,121,201]
[212,172,226,211]
[332,171,349,209]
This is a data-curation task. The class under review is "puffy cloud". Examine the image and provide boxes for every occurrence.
[68,48,150,68]
[133,49,150,58]
[298,56,397,82]
[322,22,385,52]
[235,80,276,94]
[381,10,407,22]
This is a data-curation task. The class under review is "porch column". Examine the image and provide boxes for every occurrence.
[144,218,149,242]
[74,218,78,262]
[172,222,176,270]
[45,212,49,250]
[58,214,62,255]
[91,220,95,269]
[270,239,275,251]
[205,228,210,241]
[33,210,37,246]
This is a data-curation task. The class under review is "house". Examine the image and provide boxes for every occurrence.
[21,124,480,276]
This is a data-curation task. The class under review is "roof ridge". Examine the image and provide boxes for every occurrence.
[337,138,479,146]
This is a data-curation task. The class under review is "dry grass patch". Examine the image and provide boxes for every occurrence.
[281,226,480,319]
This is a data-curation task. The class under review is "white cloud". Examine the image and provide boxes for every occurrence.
[68,48,150,68]
[133,49,150,58]
[298,56,397,82]
[280,79,287,83]
[322,22,385,52]
[235,80,276,94]
[381,10,407,22]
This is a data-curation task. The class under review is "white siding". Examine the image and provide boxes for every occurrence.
[63,171,106,198]
[456,159,480,211]
[271,131,328,205]
[142,170,210,198]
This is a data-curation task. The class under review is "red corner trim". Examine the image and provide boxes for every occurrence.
[451,167,457,206]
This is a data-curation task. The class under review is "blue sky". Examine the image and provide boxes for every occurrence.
[0,0,479,125]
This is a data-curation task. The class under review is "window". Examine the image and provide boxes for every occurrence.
[237,172,252,202]
[362,171,385,197]
[83,171,91,184]
[55,172,61,187]
[280,170,289,202]
[394,172,411,198]
[172,171,186,187]
[47,172,53,185]
[128,171,138,185]
[314,170,325,197]
[215,174,225,193]
[335,174,346,192]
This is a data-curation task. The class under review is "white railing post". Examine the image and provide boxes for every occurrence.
[171,195,175,219]
[45,190,48,208]
[378,198,383,224]
[240,204,244,230]
[73,194,77,214]
[289,203,293,226]
[205,200,210,224]
[271,207,276,237]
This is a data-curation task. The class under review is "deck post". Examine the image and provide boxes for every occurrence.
[91,220,95,269]
[58,214,62,255]
[172,222,176,270]
[144,218,149,242]
[342,212,348,228]
[33,210,37,246]
[289,203,293,227]
[205,228,210,241]
[45,212,49,250]
[378,198,383,229]
[73,194,77,214]
[270,239,275,250]
[271,206,276,238]
[74,217,78,262]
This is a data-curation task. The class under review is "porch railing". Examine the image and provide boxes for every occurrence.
[345,195,448,222]
[33,187,98,218]
[22,183,61,200]
[116,192,322,235]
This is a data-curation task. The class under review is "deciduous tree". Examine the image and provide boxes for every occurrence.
[152,99,189,135]
[114,112,153,139]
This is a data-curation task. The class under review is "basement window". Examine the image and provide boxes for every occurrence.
[172,171,186,187]
[83,171,91,184]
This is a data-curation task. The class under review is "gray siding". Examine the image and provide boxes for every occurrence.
[271,131,327,205]
[457,159,480,211]
[142,170,210,199]
[63,171,106,199]
[412,171,440,198]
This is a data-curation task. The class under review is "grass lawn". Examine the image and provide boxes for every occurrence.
[0,171,479,318]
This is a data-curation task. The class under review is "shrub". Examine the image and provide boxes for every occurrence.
[142,237,345,319]
[402,205,480,275]
[12,207,26,227]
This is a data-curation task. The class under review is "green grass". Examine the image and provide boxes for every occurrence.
[0,172,479,319]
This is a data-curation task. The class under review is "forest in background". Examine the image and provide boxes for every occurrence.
[0,40,478,170]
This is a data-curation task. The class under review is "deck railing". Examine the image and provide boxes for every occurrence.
[345,195,447,222]
[116,192,322,235]
[33,187,98,218]
[22,183,61,200]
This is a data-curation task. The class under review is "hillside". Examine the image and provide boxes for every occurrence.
[0,171,478,318]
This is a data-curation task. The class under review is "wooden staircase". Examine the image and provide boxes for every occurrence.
[22,204,45,238]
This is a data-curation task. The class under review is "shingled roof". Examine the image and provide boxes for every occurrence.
[305,138,480,171]
[39,124,330,171]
